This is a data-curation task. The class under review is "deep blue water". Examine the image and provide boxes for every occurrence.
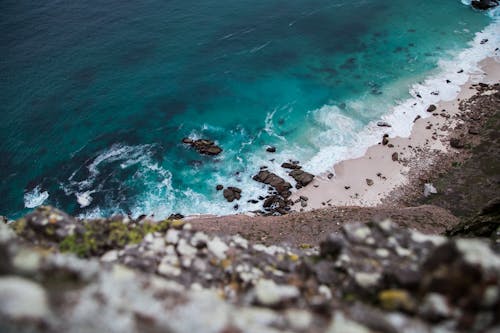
[0,0,497,218]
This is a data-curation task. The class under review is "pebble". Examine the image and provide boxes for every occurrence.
[255,279,299,306]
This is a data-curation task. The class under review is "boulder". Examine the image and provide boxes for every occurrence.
[266,146,276,153]
[392,152,399,161]
[253,170,292,198]
[281,162,301,170]
[223,187,242,202]
[471,0,499,10]
[182,138,223,156]
[427,105,437,112]
[377,121,392,127]
[288,169,314,187]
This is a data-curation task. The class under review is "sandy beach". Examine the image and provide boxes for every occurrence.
[291,56,500,211]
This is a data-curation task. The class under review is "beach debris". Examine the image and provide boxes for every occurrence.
[427,104,437,112]
[377,121,392,127]
[327,173,334,179]
[423,183,438,197]
[182,138,223,156]
[413,115,421,122]
[266,146,276,153]
[223,187,242,202]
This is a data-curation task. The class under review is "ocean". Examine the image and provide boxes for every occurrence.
[1,0,498,219]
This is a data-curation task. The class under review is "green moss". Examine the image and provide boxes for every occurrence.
[11,218,26,235]
[59,218,177,257]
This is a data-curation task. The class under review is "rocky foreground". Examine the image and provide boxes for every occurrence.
[1,205,499,333]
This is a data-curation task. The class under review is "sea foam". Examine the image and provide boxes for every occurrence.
[303,19,499,176]
[24,186,49,209]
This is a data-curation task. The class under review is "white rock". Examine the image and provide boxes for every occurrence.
[0,222,15,242]
[376,248,390,258]
[158,259,181,277]
[285,309,312,330]
[411,231,446,246]
[190,232,209,248]
[421,293,451,318]
[424,183,437,197]
[101,250,119,262]
[149,236,166,253]
[354,272,381,288]
[231,234,249,249]
[326,312,370,333]
[177,238,197,258]
[165,229,180,244]
[13,248,42,273]
[207,237,229,260]
[255,279,299,306]
[319,285,332,300]
[456,239,500,270]
[0,276,50,320]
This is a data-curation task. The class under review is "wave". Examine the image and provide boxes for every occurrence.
[302,19,499,176]
[24,186,49,209]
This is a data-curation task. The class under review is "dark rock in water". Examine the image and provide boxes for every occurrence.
[471,0,499,10]
[253,170,292,198]
[281,162,301,170]
[427,105,437,112]
[382,134,389,146]
[182,138,223,156]
[223,187,242,202]
[247,199,259,204]
[377,121,392,127]
[327,173,334,179]
[216,185,224,191]
[266,146,276,153]
[449,138,465,149]
[392,152,399,161]
[288,169,314,187]
[168,213,185,220]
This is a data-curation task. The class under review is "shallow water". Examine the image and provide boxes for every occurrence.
[0,0,497,218]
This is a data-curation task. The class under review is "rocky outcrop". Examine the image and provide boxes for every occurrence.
[223,187,242,202]
[471,0,499,10]
[2,207,500,333]
[182,138,223,155]
[253,170,292,198]
[289,169,314,188]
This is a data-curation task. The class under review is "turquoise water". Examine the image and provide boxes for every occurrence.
[0,0,497,218]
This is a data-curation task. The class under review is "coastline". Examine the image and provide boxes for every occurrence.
[291,56,500,211]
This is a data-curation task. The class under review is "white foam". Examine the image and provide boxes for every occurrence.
[76,191,94,208]
[303,19,500,176]
[23,186,49,209]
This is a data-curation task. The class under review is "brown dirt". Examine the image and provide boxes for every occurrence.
[189,205,458,246]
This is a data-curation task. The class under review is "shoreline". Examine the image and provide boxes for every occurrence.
[291,56,500,211]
